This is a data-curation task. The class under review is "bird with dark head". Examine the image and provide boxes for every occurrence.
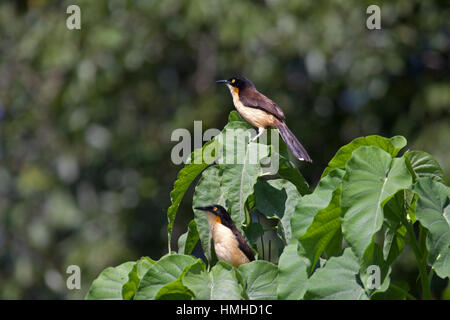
[194,204,255,267]
[216,76,312,163]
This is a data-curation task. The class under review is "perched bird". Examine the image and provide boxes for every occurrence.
[217,76,312,162]
[194,205,255,267]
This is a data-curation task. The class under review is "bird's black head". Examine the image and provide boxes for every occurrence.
[194,204,233,225]
[216,76,254,90]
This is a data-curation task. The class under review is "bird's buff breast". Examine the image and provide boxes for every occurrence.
[206,211,250,267]
[227,86,276,129]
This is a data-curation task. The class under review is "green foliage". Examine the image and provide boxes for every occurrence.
[3,0,449,300]
[413,178,450,279]
[237,261,278,300]
[86,261,136,300]
[341,146,412,260]
[177,220,199,255]
[276,240,308,299]
[87,112,449,300]
[304,248,369,300]
[322,136,407,178]
[255,178,301,244]
[183,261,242,300]
[134,254,197,300]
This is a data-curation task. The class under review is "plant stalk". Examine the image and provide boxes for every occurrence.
[405,222,432,300]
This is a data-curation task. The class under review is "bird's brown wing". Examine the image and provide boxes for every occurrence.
[231,227,255,261]
[239,88,286,122]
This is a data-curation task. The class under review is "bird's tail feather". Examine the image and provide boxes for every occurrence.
[276,122,312,163]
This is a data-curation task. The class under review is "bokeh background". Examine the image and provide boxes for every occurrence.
[0,0,449,299]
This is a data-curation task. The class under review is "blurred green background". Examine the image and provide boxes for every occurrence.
[0,0,449,299]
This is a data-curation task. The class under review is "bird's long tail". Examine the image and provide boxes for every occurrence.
[276,122,312,162]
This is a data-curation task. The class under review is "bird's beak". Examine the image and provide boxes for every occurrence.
[194,206,209,211]
[216,79,230,84]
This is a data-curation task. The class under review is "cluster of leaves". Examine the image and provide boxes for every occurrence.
[86,112,449,300]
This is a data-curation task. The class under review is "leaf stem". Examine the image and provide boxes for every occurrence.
[405,222,432,299]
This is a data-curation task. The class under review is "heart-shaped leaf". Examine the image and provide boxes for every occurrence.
[341,146,412,260]
[322,135,406,178]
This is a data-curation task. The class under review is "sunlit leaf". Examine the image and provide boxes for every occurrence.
[237,261,278,300]
[322,135,407,178]
[305,248,369,300]
[405,150,445,183]
[85,262,136,300]
[219,133,270,227]
[341,146,412,260]
[277,240,309,300]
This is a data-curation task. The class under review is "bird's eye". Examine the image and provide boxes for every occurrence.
[231,79,236,84]
[213,207,218,212]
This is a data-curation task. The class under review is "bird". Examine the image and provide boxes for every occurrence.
[216,76,312,163]
[194,205,255,267]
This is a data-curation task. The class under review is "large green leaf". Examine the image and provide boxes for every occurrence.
[237,261,278,300]
[122,257,155,300]
[405,150,445,183]
[304,248,369,300]
[182,261,242,300]
[134,254,198,300]
[192,165,226,262]
[218,132,270,226]
[322,135,407,178]
[298,188,342,273]
[167,141,217,252]
[167,111,251,252]
[341,146,412,260]
[255,178,302,244]
[277,240,309,300]
[291,168,344,240]
[413,178,450,278]
[85,261,136,300]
